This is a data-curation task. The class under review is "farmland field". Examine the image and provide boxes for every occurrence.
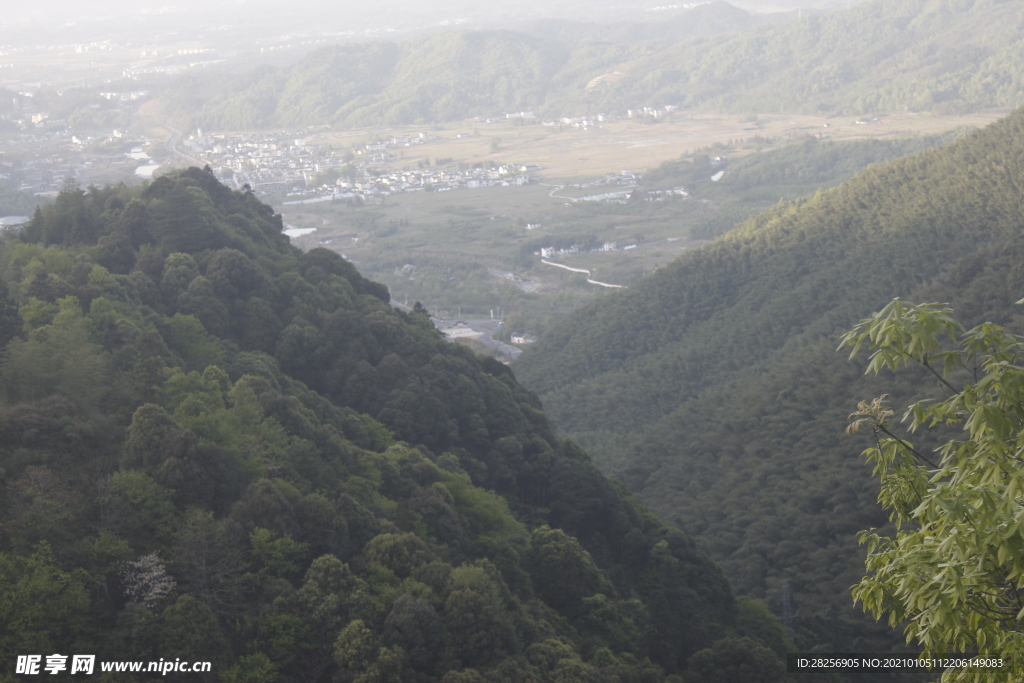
[296,109,1007,181]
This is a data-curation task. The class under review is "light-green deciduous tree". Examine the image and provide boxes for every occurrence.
[842,299,1024,681]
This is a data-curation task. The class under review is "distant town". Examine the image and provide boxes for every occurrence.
[0,90,683,207]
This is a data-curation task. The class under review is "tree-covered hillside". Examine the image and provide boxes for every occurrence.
[155,31,648,130]
[636,130,963,239]
[0,168,788,682]
[515,106,1024,654]
[580,0,1024,116]
[152,1,757,130]
[151,0,1024,131]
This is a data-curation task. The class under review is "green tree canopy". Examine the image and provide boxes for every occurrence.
[843,299,1024,679]
[0,169,787,680]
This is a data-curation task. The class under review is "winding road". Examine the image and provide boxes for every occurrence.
[540,259,624,288]
[538,182,568,199]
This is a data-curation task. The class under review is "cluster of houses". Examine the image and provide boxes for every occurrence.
[510,107,678,128]
[0,87,152,194]
[182,132,323,196]
[330,165,535,199]
[0,126,149,196]
[627,105,678,119]
[567,169,639,204]
[176,131,543,203]
[645,187,689,200]
[1,92,68,133]
[570,187,688,204]
[545,114,608,129]
[1,94,689,205]
[536,242,619,258]
[574,190,633,203]
[0,124,537,204]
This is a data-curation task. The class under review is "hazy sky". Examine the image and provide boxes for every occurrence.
[5,0,860,23]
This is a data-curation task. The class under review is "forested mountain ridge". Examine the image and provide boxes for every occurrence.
[515,106,1024,653]
[583,0,1024,115]
[154,30,639,130]
[151,0,1024,131]
[0,168,788,682]
[153,1,756,130]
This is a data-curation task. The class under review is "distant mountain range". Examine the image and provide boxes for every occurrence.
[147,0,1024,131]
[577,0,1024,115]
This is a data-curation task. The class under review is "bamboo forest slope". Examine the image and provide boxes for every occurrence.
[515,107,1024,650]
[0,168,789,682]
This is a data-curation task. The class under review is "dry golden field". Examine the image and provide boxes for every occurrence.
[305,109,1010,182]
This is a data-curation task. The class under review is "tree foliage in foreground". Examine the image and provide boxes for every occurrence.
[843,299,1024,681]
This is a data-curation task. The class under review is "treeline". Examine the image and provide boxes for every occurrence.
[0,168,788,681]
[151,0,1024,131]
[515,107,1024,657]
[515,1,761,46]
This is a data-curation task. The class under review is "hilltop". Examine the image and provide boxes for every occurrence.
[0,168,790,681]
[514,1,763,46]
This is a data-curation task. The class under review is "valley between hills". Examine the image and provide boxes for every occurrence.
[5,0,1024,680]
